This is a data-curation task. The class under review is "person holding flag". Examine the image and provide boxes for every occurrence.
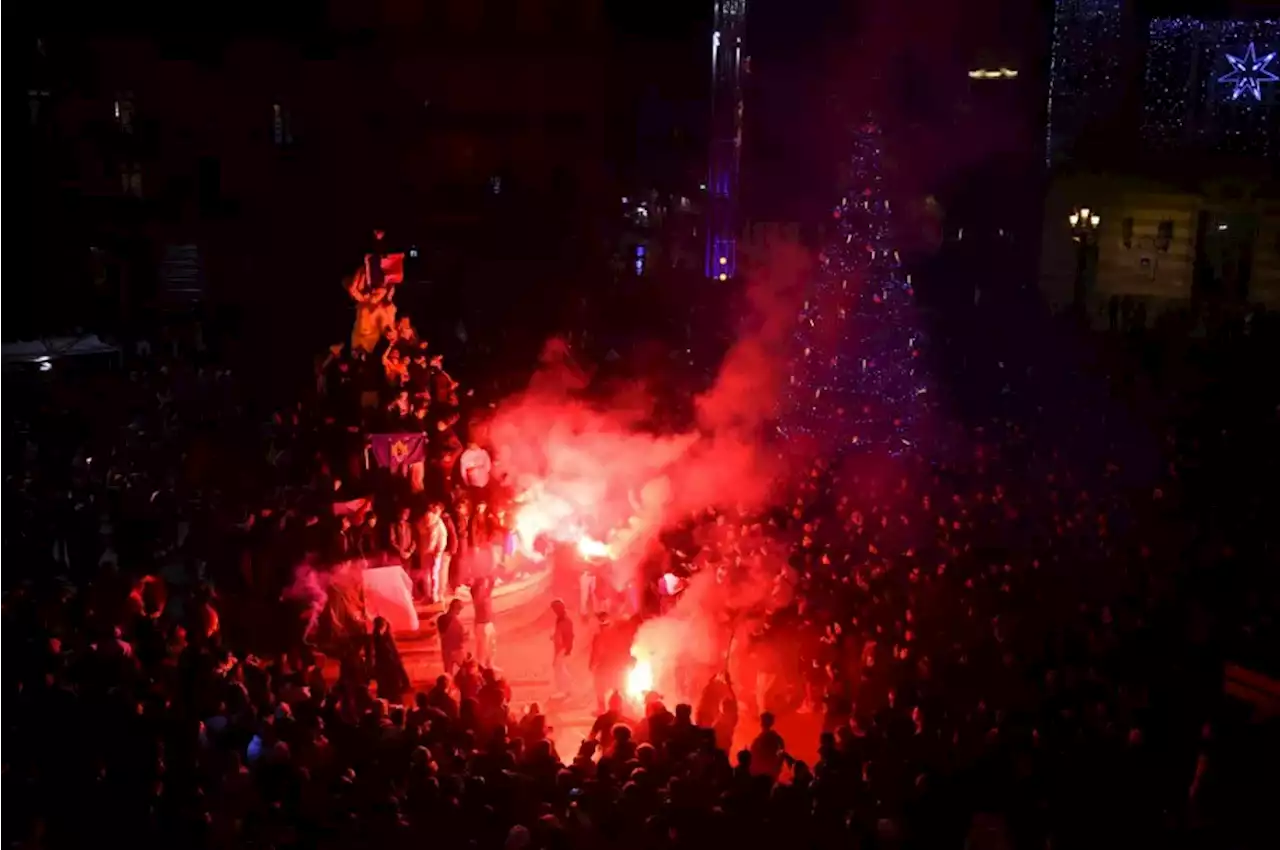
[364,228,405,291]
[347,272,397,355]
[369,433,427,477]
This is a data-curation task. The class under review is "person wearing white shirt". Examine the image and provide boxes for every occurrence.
[459,443,492,490]
[418,502,449,602]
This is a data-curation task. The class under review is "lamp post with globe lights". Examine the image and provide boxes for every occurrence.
[1069,207,1101,321]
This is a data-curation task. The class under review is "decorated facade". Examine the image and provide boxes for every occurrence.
[1143,17,1278,159]
[1040,4,1279,320]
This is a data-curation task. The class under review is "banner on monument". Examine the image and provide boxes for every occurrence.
[370,433,427,476]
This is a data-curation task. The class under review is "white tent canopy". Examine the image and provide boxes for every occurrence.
[2,334,121,367]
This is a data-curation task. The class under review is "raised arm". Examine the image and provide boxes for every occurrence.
[346,269,370,302]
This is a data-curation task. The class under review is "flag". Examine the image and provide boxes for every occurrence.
[332,496,372,518]
[370,433,426,476]
[365,253,405,286]
[380,253,405,285]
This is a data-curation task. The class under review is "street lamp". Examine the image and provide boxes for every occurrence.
[1069,208,1101,230]
[1068,207,1101,319]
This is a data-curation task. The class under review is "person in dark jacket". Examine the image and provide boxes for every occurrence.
[356,512,383,563]
[472,576,496,668]
[589,613,629,715]
[452,500,474,587]
[369,616,411,705]
[442,508,460,593]
[437,599,467,674]
[429,420,463,498]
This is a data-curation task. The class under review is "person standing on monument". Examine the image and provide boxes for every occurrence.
[418,502,448,603]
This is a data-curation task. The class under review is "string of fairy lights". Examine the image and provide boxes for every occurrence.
[782,120,926,453]
[1142,17,1279,159]
[1045,0,1124,166]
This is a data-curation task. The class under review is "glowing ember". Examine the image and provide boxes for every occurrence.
[577,536,612,560]
[625,655,654,702]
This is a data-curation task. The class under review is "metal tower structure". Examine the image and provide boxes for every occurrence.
[706,0,746,280]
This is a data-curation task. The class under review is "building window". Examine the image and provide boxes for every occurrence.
[121,163,143,197]
[1122,217,1134,249]
[114,92,135,134]
[273,103,293,147]
[635,244,646,276]
[1156,220,1174,252]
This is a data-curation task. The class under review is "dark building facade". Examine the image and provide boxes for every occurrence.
[895,0,1049,313]
[608,2,709,286]
[1038,3,1280,321]
[17,0,612,349]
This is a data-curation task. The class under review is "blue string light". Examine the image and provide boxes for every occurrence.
[1218,41,1278,102]
[781,120,926,453]
[1143,17,1279,159]
[1046,0,1124,165]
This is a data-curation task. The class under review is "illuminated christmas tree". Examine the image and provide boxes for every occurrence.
[784,119,926,452]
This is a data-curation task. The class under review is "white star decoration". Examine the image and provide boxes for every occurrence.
[1218,42,1278,102]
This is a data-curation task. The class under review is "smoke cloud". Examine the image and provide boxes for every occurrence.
[283,559,366,644]
[628,538,789,702]
[488,237,812,585]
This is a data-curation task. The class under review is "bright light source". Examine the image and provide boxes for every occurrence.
[719,256,727,265]
[576,537,612,560]
[968,68,1018,80]
[718,272,728,281]
[1069,213,1080,226]
[1089,214,1100,227]
[625,655,654,703]
[1217,223,1229,231]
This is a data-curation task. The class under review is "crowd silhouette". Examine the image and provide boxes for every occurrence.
[5,297,1279,849]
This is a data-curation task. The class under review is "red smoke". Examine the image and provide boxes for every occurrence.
[489,238,811,588]
[629,541,789,705]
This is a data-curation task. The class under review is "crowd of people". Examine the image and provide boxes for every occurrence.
[5,263,1279,849]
